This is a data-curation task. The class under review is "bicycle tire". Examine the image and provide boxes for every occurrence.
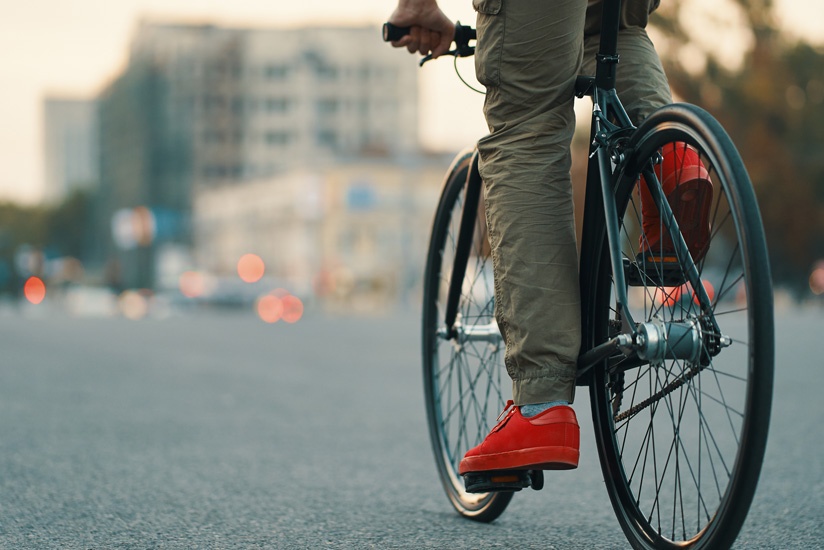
[582,104,774,548]
[422,149,513,522]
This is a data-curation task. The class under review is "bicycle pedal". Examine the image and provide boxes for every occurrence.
[624,256,687,287]
[463,470,544,493]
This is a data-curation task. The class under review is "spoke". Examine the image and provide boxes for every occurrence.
[671,372,716,525]
[701,367,748,383]
[693,387,745,418]
[708,208,732,245]
[707,356,743,446]
[683,390,725,507]
[713,242,741,304]
[714,273,745,305]
[681,372,734,479]
[711,307,748,317]
[647,362,696,534]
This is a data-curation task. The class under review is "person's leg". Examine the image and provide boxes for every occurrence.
[583,0,671,123]
[583,1,712,262]
[474,0,586,408]
[457,0,585,476]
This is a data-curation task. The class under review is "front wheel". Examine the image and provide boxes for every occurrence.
[422,149,513,522]
[584,104,774,548]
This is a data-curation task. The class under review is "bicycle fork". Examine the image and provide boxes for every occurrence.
[441,151,487,343]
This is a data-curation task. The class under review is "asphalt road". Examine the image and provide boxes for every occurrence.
[1,304,822,548]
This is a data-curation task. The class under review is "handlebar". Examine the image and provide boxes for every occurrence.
[382,22,412,42]
[382,22,476,66]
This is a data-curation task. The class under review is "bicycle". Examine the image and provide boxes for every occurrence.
[384,1,774,547]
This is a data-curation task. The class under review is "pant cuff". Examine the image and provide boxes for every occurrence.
[512,373,576,406]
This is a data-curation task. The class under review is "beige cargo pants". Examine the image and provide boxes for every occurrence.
[474,0,672,405]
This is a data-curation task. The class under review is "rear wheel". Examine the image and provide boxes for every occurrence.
[422,150,513,522]
[585,105,774,548]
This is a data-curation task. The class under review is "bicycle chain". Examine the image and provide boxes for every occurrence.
[607,319,625,415]
[613,362,703,423]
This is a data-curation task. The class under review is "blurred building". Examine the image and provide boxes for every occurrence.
[194,155,451,311]
[94,21,419,290]
[42,97,99,203]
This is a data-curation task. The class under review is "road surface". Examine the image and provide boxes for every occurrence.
[1,305,821,548]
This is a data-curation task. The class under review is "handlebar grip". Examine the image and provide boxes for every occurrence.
[382,23,411,42]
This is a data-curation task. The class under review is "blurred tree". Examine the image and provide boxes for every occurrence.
[46,189,93,259]
[651,0,824,291]
[0,202,48,295]
[0,202,49,251]
[0,190,94,295]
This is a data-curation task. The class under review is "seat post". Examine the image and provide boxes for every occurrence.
[595,0,622,91]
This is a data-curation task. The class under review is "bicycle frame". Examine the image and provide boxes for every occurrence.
[441,0,719,380]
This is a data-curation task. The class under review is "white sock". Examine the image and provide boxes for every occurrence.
[520,401,569,417]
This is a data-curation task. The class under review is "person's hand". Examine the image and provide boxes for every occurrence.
[388,0,455,59]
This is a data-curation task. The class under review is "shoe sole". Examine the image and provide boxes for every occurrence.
[458,445,579,475]
[667,176,712,261]
[642,176,713,262]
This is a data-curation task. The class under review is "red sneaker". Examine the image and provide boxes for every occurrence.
[639,142,713,263]
[458,401,580,475]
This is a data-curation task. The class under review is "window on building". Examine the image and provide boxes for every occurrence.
[265,64,290,80]
[315,65,338,80]
[265,131,292,146]
[265,98,291,113]
[317,130,337,149]
[231,97,244,115]
[202,130,228,144]
[202,165,229,179]
[316,99,338,116]
[204,95,226,112]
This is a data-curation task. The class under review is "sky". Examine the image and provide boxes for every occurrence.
[0,0,821,204]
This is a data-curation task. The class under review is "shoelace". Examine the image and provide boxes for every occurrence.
[496,400,516,422]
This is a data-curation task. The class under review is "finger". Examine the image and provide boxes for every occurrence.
[431,32,453,59]
[418,28,433,56]
[429,32,443,58]
[406,26,421,54]
[390,36,412,49]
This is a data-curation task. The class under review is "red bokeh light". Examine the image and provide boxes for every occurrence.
[653,286,681,307]
[179,271,206,298]
[810,267,824,296]
[653,279,715,307]
[690,279,716,305]
[24,276,46,304]
[281,295,304,323]
[257,295,284,323]
[237,254,265,283]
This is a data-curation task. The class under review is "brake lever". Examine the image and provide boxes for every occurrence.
[419,46,475,66]
[419,52,446,66]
